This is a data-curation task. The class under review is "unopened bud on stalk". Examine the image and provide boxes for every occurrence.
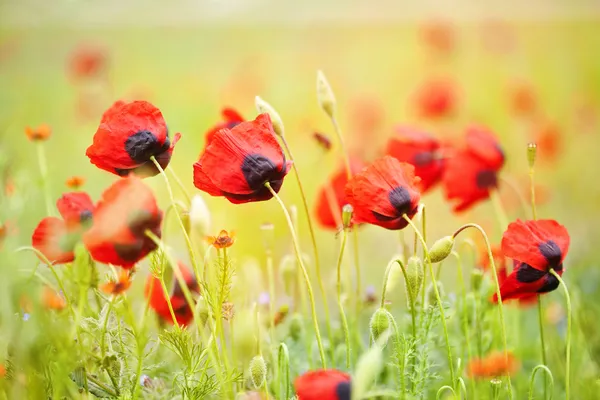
[527,142,537,169]
[471,268,484,291]
[428,236,455,263]
[317,70,336,118]
[255,96,285,137]
[249,355,267,389]
[189,195,211,236]
[369,308,391,343]
[427,282,445,307]
[342,204,353,230]
[405,256,424,302]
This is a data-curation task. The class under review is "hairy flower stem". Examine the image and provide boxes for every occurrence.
[265,183,327,368]
[419,207,428,327]
[100,297,115,358]
[150,157,200,286]
[336,226,351,368]
[549,269,571,399]
[36,142,53,216]
[403,215,456,386]
[453,223,513,399]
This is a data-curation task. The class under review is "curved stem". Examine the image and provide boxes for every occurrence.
[549,269,570,399]
[436,386,457,400]
[265,183,327,368]
[336,227,351,368]
[403,215,455,385]
[452,223,513,399]
[528,364,554,400]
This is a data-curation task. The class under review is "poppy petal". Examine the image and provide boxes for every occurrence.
[294,369,351,400]
[56,192,95,227]
[466,126,505,169]
[32,217,75,264]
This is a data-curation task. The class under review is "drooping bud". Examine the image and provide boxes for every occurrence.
[189,195,211,236]
[471,268,484,291]
[342,204,353,230]
[527,142,537,169]
[289,313,304,341]
[427,282,445,307]
[248,355,267,389]
[316,70,336,118]
[369,308,391,343]
[255,96,285,137]
[428,236,455,263]
[405,256,424,303]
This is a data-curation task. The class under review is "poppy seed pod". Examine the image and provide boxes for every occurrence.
[249,355,267,389]
[428,235,455,263]
[342,204,353,230]
[527,142,537,169]
[405,256,424,302]
[255,96,285,137]
[369,308,391,343]
[317,70,336,118]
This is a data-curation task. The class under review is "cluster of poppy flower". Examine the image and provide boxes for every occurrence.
[28,96,571,399]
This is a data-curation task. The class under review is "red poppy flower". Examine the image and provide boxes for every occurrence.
[534,122,561,164]
[492,219,570,303]
[414,78,457,119]
[83,176,162,268]
[32,192,95,264]
[68,44,107,80]
[385,127,445,193]
[345,156,421,230]
[86,100,181,178]
[294,369,351,400]
[314,160,364,230]
[509,83,537,117]
[420,20,455,54]
[145,261,200,326]
[467,351,519,379]
[443,126,505,212]
[204,107,244,148]
[193,113,291,204]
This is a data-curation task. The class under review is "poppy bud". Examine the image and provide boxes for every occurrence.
[369,308,391,343]
[317,70,337,118]
[471,268,484,291]
[342,204,353,230]
[289,313,304,341]
[405,256,424,303]
[428,235,455,263]
[189,195,211,236]
[527,142,537,168]
[249,355,267,389]
[254,96,285,137]
[427,282,445,307]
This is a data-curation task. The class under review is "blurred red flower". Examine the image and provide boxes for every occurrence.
[86,100,181,178]
[193,113,291,204]
[204,107,244,149]
[420,20,455,54]
[83,176,162,268]
[467,351,519,378]
[68,44,107,81]
[345,156,421,230]
[294,369,351,400]
[534,122,562,164]
[414,78,457,119]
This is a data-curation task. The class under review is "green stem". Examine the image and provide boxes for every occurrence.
[549,269,570,399]
[36,142,53,216]
[336,226,351,368]
[265,182,327,368]
[167,166,192,205]
[278,343,291,399]
[436,386,457,400]
[395,259,417,340]
[453,223,513,399]
[100,297,114,358]
[537,295,548,396]
[528,364,554,400]
[403,215,455,385]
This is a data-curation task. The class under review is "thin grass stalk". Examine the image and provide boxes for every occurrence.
[336,224,351,368]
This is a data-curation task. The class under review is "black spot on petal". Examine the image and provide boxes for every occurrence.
[516,263,546,283]
[226,121,241,129]
[335,381,351,400]
[79,210,93,223]
[388,186,413,216]
[125,130,170,164]
[537,273,560,293]
[173,274,199,298]
[475,170,498,189]
[113,239,145,262]
[538,240,562,269]
[241,154,279,190]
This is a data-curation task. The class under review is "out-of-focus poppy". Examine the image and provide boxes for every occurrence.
[193,113,291,204]
[204,108,244,148]
[314,160,364,230]
[419,20,455,54]
[65,176,85,189]
[145,261,200,326]
[467,351,519,378]
[0,363,5,378]
[509,83,537,117]
[83,176,162,268]
[101,269,133,295]
[313,132,332,151]
[534,122,561,164]
[443,126,505,212]
[206,230,235,249]
[68,44,107,81]
[345,156,421,230]
[42,286,66,310]
[493,219,570,303]
[414,78,457,120]
[25,124,51,142]
[32,192,95,264]
[385,127,445,193]
[294,369,351,400]
[86,100,181,178]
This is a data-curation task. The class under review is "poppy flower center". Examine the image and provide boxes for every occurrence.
[388,186,414,216]
[475,169,498,189]
[125,130,170,164]
[241,153,285,191]
[113,210,162,261]
[335,381,351,400]
[538,240,562,269]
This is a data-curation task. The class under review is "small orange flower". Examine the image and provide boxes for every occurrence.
[467,351,519,379]
[100,269,132,295]
[25,124,51,141]
[273,304,289,327]
[65,176,85,189]
[0,363,6,378]
[206,230,235,249]
[42,286,66,310]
